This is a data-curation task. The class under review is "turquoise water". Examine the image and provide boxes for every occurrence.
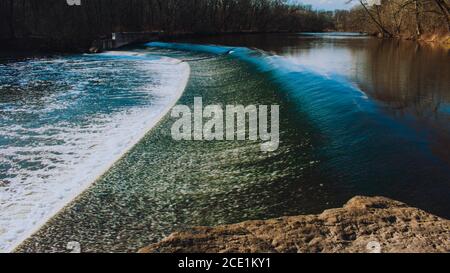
[2,34,450,252]
[0,51,189,252]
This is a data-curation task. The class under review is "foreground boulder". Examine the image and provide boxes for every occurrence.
[140,196,449,253]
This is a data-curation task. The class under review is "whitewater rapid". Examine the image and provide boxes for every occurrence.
[0,52,190,252]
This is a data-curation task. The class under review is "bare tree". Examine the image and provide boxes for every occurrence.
[341,0,449,37]
[432,0,450,32]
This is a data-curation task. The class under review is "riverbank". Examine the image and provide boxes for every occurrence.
[416,33,450,49]
[366,31,450,49]
[140,196,450,253]
[0,31,306,53]
[3,31,448,54]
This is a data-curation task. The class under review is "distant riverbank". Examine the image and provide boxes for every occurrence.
[388,33,449,49]
[0,0,333,53]
[357,31,450,49]
[415,33,450,49]
[0,31,315,53]
[2,30,448,54]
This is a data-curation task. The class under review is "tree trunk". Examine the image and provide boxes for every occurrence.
[359,0,393,37]
[433,0,450,32]
[415,0,423,37]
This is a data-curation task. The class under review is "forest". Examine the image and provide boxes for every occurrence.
[0,0,334,51]
[1,0,448,51]
[335,0,450,39]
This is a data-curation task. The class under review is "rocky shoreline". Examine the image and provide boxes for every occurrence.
[140,196,449,253]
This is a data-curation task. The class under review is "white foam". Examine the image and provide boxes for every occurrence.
[0,54,190,252]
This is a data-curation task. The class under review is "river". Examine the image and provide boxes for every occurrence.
[1,33,449,252]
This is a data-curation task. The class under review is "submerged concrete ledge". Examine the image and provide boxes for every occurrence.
[140,196,450,253]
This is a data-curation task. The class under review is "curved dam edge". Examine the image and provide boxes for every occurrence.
[8,56,191,253]
[140,196,450,253]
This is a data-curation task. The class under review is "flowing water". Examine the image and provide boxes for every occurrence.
[1,33,449,252]
[0,52,189,252]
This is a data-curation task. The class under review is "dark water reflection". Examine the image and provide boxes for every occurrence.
[176,33,450,164]
[176,33,450,118]
[171,34,450,214]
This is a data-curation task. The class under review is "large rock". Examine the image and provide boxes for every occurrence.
[140,196,450,253]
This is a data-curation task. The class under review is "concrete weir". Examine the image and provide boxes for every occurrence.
[90,32,161,52]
